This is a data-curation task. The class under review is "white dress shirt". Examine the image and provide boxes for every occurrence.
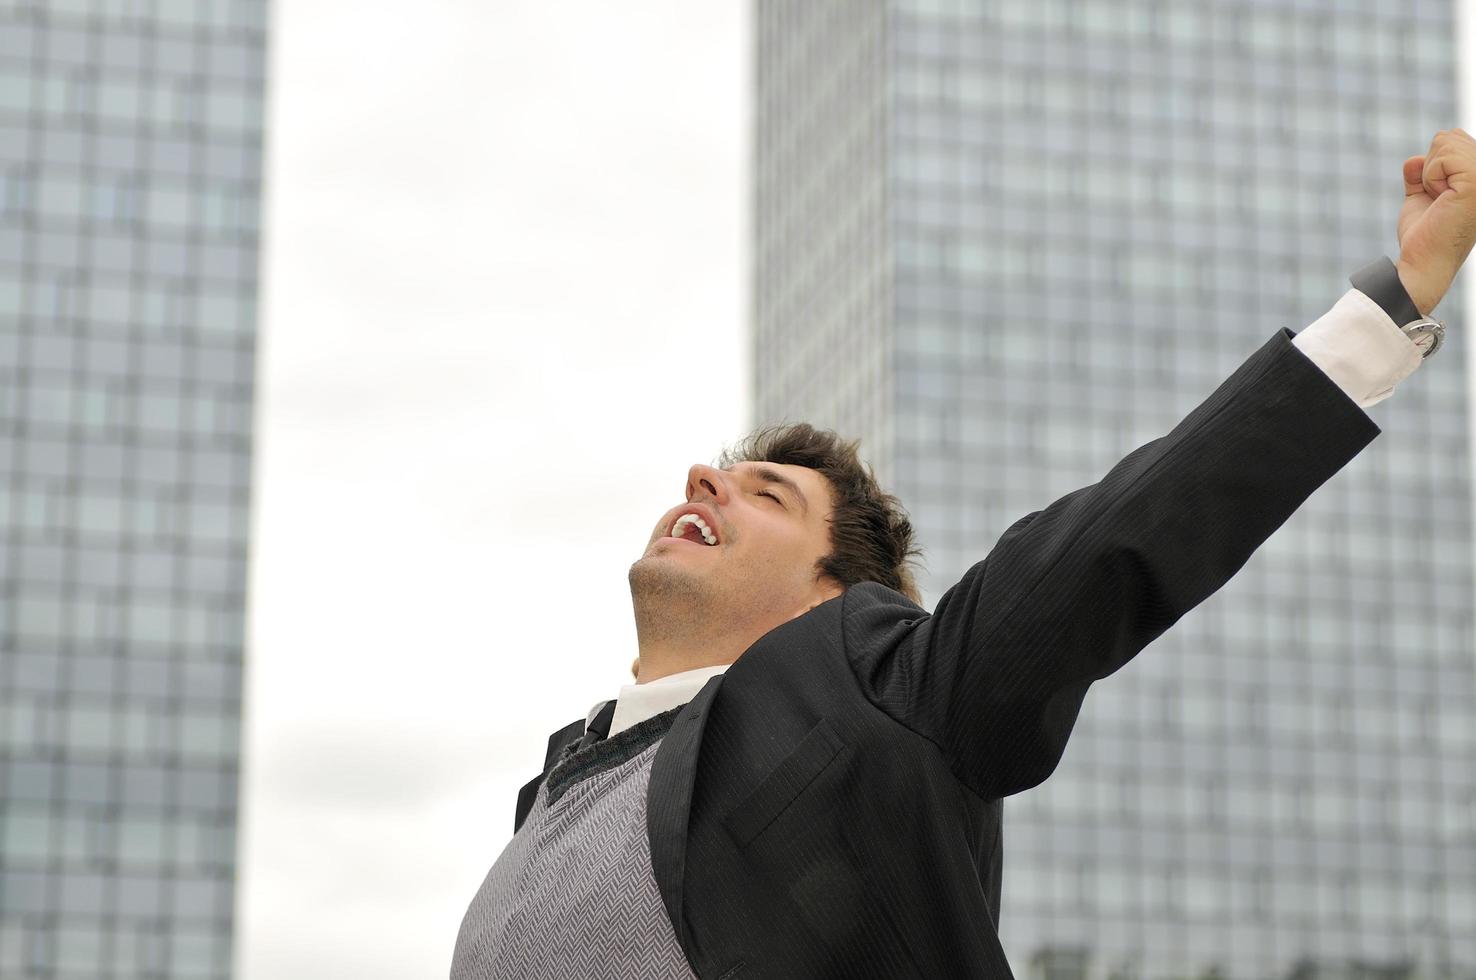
[1291,287,1429,407]
[589,287,1431,735]
[591,664,732,739]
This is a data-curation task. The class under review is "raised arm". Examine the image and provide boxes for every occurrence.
[842,130,1476,802]
[846,321,1378,800]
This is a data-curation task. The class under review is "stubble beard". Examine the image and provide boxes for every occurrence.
[628,554,720,650]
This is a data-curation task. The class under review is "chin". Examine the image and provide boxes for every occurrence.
[628,555,707,603]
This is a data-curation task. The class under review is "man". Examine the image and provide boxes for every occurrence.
[451,131,1476,978]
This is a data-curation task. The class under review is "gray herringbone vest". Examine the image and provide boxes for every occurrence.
[450,705,697,980]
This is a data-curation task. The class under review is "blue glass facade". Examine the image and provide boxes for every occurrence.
[0,1,264,976]
[754,2,1475,977]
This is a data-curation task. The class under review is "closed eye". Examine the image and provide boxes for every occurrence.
[758,490,783,506]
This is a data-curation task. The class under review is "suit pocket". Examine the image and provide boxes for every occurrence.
[723,717,845,848]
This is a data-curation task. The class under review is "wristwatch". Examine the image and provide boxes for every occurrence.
[1349,256,1446,359]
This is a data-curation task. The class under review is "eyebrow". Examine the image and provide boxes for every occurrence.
[725,464,810,515]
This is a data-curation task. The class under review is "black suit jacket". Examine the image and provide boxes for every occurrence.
[511,327,1382,978]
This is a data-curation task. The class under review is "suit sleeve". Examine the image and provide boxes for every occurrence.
[843,325,1383,801]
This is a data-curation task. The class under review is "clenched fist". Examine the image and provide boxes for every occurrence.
[1396,129,1476,316]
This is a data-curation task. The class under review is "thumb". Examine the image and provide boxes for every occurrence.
[1404,156,1428,196]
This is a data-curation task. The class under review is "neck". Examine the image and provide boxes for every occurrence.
[629,595,843,684]
[629,613,751,685]
[625,565,843,684]
[626,564,767,685]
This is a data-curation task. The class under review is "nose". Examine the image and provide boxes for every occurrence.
[686,463,727,503]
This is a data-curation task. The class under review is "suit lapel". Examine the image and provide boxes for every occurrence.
[646,672,725,959]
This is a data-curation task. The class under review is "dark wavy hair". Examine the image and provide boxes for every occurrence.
[716,422,924,605]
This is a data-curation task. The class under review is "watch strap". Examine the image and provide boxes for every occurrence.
[1349,255,1424,327]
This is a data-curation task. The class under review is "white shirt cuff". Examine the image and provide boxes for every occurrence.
[1291,287,1427,409]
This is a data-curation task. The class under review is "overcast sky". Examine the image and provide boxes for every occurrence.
[236,2,1476,978]
[239,2,747,976]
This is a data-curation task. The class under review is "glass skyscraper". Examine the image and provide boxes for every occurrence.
[753,1,1475,978]
[0,1,264,976]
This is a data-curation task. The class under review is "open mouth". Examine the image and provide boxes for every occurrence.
[669,512,719,546]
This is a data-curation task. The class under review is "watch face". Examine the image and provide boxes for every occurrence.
[1402,321,1443,357]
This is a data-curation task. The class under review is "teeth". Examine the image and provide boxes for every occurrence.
[670,513,718,545]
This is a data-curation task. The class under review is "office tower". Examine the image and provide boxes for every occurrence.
[0,1,265,977]
[753,2,1475,978]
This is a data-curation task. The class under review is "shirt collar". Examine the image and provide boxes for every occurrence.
[588,663,732,740]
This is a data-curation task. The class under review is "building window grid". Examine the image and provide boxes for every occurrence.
[1,4,257,976]
[761,0,1476,974]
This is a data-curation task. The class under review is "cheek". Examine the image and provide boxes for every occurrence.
[749,535,823,579]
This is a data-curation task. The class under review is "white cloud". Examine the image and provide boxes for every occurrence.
[239,2,748,976]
